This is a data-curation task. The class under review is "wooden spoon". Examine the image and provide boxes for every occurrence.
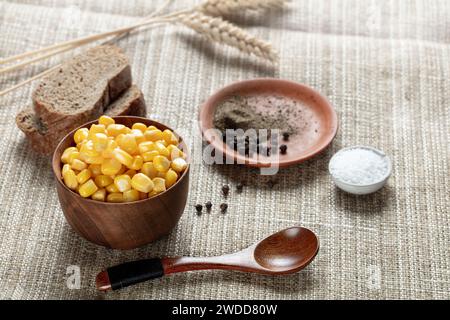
[96,227,319,291]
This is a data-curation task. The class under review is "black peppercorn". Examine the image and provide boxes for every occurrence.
[222,185,230,197]
[279,144,287,155]
[220,203,228,213]
[195,204,203,215]
[236,183,244,193]
[205,201,212,211]
[282,132,290,141]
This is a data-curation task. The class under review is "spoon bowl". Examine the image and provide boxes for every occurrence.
[97,227,319,291]
[254,227,319,273]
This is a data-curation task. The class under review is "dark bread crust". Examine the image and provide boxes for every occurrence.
[106,85,146,117]
[32,45,132,131]
[16,85,147,155]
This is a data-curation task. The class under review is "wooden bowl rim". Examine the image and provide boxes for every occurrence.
[198,78,339,168]
[52,116,190,206]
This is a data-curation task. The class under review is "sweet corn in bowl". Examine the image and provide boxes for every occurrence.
[52,116,190,249]
[60,115,187,202]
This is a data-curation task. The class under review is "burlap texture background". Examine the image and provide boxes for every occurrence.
[0,0,449,299]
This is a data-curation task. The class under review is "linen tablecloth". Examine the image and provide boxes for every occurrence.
[0,0,449,299]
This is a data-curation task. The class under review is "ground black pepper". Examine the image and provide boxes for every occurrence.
[213,95,298,159]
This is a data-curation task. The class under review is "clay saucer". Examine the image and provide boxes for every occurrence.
[199,78,338,168]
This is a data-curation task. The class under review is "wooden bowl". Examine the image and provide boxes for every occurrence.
[52,116,190,250]
[199,78,338,168]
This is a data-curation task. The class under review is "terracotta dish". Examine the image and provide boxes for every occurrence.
[52,116,190,250]
[199,78,338,168]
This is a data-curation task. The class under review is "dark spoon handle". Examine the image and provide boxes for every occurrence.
[107,258,164,290]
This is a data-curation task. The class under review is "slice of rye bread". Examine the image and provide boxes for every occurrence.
[32,45,132,130]
[16,85,146,154]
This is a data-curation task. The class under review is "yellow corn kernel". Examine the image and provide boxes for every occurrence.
[152,177,166,194]
[92,133,109,152]
[67,151,80,164]
[76,169,92,184]
[106,183,120,193]
[61,147,77,164]
[130,129,146,145]
[112,148,134,168]
[131,173,154,193]
[80,154,103,165]
[71,159,87,171]
[63,168,78,190]
[138,141,155,154]
[156,171,166,178]
[154,142,170,157]
[167,145,184,160]
[98,115,115,126]
[171,157,187,172]
[80,140,100,158]
[78,179,98,198]
[153,155,170,172]
[91,188,106,202]
[107,192,124,203]
[144,129,163,142]
[162,129,179,145]
[132,123,147,133]
[62,164,71,176]
[101,139,118,158]
[74,128,89,144]
[88,124,106,139]
[94,175,114,188]
[115,133,124,143]
[141,150,158,162]
[114,175,132,192]
[124,169,137,178]
[165,169,178,188]
[117,133,138,155]
[88,164,102,177]
[157,139,168,147]
[140,162,157,178]
[131,129,146,144]
[117,165,127,175]
[107,124,127,137]
[101,158,122,175]
[123,189,140,202]
[129,155,144,171]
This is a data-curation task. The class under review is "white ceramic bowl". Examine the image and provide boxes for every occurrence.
[329,146,392,195]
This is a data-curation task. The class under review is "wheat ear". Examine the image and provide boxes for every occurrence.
[200,0,288,16]
[180,12,278,62]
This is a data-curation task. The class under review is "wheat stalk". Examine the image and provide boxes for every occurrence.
[200,0,288,16]
[1,0,286,97]
[180,12,278,62]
